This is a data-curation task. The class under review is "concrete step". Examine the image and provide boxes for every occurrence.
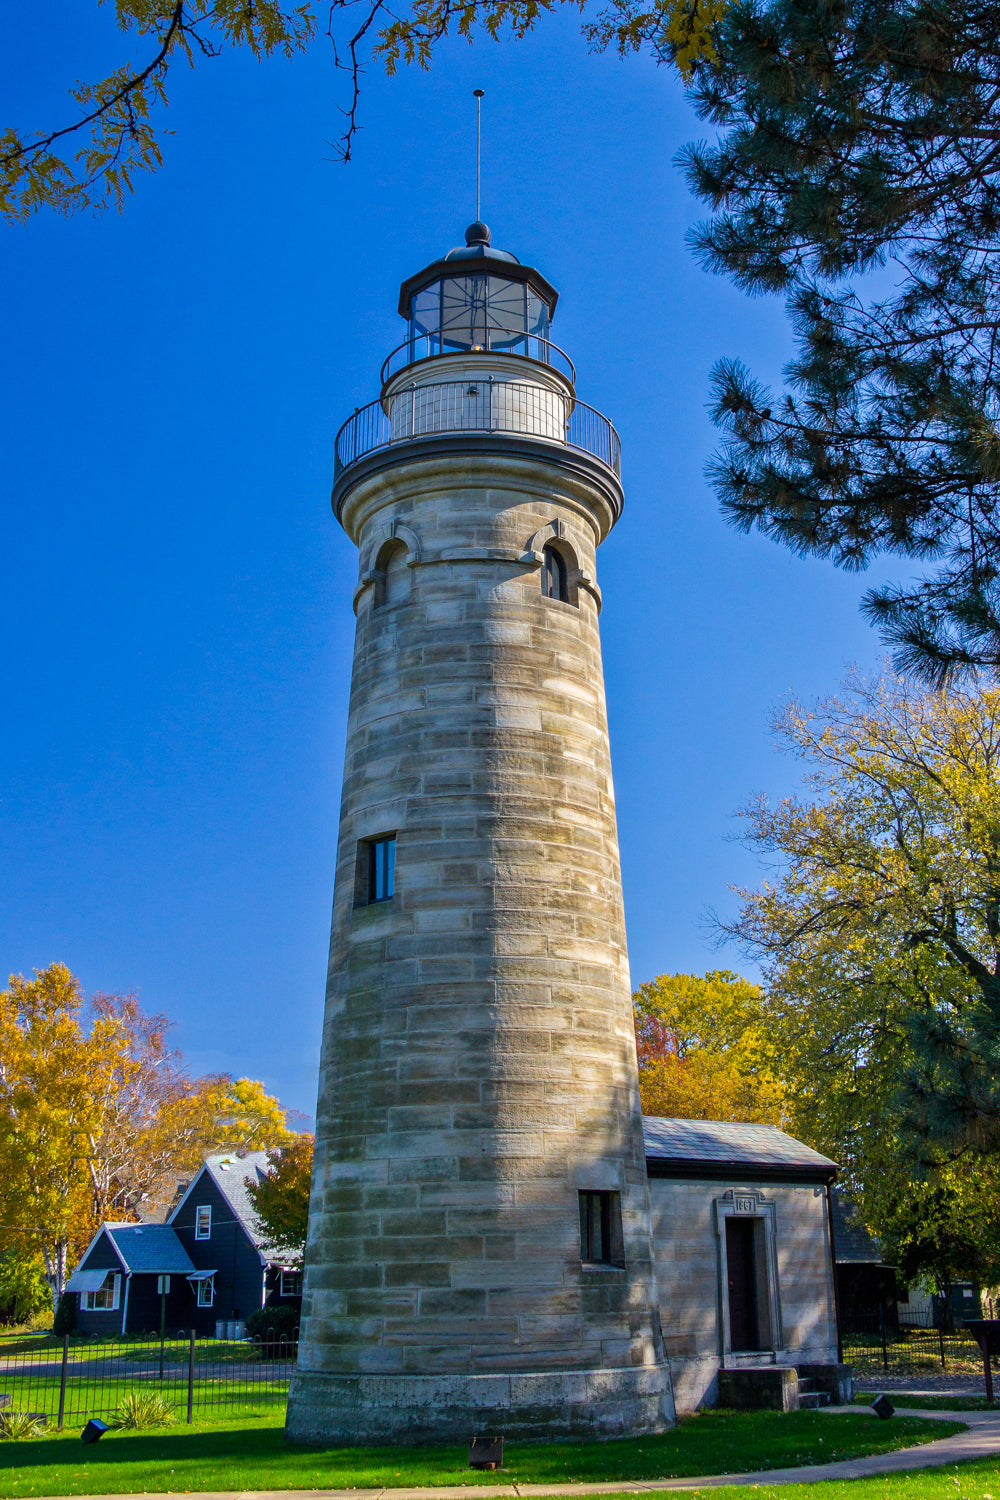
[798,1389,831,1409]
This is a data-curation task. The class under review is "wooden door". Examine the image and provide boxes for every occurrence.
[726,1217,761,1352]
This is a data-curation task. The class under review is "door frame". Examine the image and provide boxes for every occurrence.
[714,1189,784,1364]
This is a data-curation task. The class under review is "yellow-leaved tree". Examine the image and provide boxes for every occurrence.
[1,0,726,222]
[722,671,1000,1297]
[633,969,789,1125]
[0,963,294,1310]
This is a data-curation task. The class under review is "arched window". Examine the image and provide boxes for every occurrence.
[373,539,410,608]
[541,543,569,603]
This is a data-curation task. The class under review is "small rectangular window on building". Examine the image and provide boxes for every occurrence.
[279,1269,303,1297]
[82,1272,120,1311]
[196,1275,215,1307]
[579,1190,624,1266]
[362,834,395,904]
[195,1205,212,1240]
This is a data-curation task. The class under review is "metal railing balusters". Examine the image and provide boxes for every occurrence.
[334,380,620,479]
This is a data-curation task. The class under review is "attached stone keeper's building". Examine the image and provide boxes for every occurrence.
[285,224,843,1444]
[643,1118,842,1412]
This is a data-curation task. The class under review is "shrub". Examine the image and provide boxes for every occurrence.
[113,1389,175,1429]
[245,1304,299,1355]
[0,1409,44,1440]
[52,1294,75,1337]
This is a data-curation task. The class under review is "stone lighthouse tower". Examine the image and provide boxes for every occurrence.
[286,223,674,1443]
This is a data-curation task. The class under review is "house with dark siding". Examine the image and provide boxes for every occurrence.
[66,1152,302,1337]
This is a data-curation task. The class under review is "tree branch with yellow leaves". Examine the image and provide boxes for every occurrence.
[2,0,721,219]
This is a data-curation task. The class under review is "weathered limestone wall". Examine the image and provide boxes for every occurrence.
[286,445,673,1443]
[648,1177,838,1414]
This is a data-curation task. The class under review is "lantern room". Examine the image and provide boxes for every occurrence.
[385,222,567,380]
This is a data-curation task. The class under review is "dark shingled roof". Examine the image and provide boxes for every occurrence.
[830,1188,889,1264]
[104,1225,196,1275]
[642,1116,837,1177]
[203,1151,271,1251]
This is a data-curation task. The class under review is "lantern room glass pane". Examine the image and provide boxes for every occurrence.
[410,275,550,354]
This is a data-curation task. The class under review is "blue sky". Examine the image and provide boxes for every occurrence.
[1,4,892,1117]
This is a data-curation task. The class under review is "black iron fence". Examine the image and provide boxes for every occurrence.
[0,1332,297,1428]
[842,1307,986,1378]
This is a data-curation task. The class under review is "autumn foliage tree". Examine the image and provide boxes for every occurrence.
[633,970,789,1124]
[0,963,293,1311]
[721,671,1000,1290]
[1,0,723,221]
[246,1132,314,1264]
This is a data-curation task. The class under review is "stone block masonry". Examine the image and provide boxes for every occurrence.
[285,434,674,1442]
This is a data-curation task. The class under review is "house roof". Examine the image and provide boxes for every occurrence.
[104,1224,197,1275]
[67,1222,197,1287]
[642,1116,837,1180]
[169,1151,273,1254]
[830,1188,890,1264]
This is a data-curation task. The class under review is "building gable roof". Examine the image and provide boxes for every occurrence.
[642,1116,837,1180]
[830,1187,890,1264]
[66,1223,196,1288]
[103,1224,197,1275]
[169,1151,273,1254]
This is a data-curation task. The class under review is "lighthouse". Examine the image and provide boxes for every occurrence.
[285,222,675,1443]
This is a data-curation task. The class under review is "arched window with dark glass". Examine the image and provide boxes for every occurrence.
[541,543,569,603]
[373,538,410,608]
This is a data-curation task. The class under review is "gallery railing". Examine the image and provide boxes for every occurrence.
[380,332,576,385]
[334,380,621,478]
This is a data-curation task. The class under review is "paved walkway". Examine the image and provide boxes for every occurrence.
[37,1406,1000,1499]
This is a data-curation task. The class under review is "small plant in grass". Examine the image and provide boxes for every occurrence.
[51,1292,76,1336]
[113,1388,175,1429]
[0,1409,44,1439]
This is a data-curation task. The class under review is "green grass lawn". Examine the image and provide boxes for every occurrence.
[0,1334,279,1366]
[0,1370,289,1427]
[853,1392,995,1411]
[0,1408,962,1497]
[596,1461,1000,1500]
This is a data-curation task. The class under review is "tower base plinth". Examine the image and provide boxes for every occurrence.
[285,1365,674,1445]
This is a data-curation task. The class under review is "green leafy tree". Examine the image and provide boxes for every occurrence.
[0,1251,51,1327]
[877,1163,1000,1306]
[2,0,723,222]
[246,1133,314,1263]
[685,0,1000,682]
[723,671,1000,1171]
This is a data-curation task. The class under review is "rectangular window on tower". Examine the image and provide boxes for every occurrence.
[356,834,396,906]
[579,1190,625,1267]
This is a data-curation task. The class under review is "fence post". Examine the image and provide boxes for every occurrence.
[879,1304,888,1372]
[187,1330,195,1424]
[57,1335,68,1430]
[939,1318,946,1370]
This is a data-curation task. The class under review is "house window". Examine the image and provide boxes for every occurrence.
[196,1276,215,1307]
[542,544,570,603]
[365,835,396,904]
[279,1270,303,1297]
[195,1205,212,1240]
[82,1272,120,1311]
[579,1190,624,1266]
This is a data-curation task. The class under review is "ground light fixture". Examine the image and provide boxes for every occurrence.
[871,1394,895,1420]
[81,1417,110,1443]
[469,1436,503,1469]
